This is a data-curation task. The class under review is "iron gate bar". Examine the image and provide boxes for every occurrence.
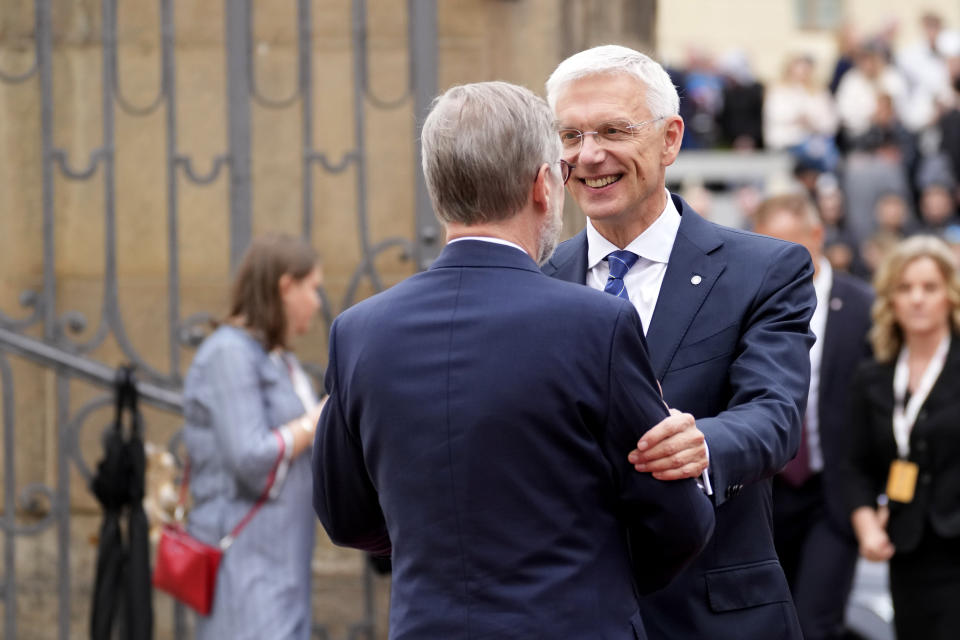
[226,0,254,274]
[0,327,184,414]
[410,0,439,271]
[1,1,439,637]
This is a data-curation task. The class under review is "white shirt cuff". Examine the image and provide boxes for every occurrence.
[696,441,713,496]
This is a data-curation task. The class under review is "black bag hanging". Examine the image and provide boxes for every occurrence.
[90,364,153,640]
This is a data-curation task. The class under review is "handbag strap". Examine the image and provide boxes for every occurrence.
[175,438,284,551]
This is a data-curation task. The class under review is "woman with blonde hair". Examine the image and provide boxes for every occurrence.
[841,234,960,639]
[182,234,324,639]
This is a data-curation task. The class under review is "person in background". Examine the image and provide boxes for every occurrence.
[816,173,863,275]
[841,235,960,640]
[836,40,909,147]
[842,90,914,253]
[915,155,960,235]
[918,180,960,234]
[755,194,874,640]
[717,49,764,150]
[829,22,860,94]
[896,12,955,134]
[678,45,725,149]
[860,192,917,276]
[763,53,839,171]
[182,234,324,640]
[543,44,816,640]
[873,191,917,238]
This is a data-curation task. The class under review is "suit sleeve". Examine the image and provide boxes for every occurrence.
[698,242,816,507]
[605,305,716,593]
[312,319,391,556]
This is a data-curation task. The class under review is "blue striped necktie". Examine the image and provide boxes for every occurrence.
[604,250,640,300]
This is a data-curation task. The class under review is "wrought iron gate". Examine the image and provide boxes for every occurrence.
[0,1,438,638]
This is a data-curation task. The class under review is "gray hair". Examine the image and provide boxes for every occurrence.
[545,45,680,119]
[420,81,562,225]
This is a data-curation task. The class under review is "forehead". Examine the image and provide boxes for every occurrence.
[900,256,944,281]
[756,209,808,235]
[554,73,650,125]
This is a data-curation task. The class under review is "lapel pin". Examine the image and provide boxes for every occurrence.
[830,297,843,311]
[690,275,702,285]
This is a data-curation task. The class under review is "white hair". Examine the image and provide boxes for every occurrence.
[545,45,680,119]
[421,81,562,225]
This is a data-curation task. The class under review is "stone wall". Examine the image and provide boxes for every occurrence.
[0,1,651,637]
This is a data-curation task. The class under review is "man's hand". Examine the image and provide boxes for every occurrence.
[627,409,708,481]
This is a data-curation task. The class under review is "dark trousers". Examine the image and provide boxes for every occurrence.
[889,526,960,640]
[773,475,858,640]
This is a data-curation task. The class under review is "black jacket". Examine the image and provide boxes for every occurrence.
[842,333,960,552]
[818,272,874,536]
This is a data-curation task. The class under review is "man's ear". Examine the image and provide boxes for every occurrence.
[661,116,685,167]
[532,163,553,213]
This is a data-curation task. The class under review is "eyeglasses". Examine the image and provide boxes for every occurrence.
[558,117,665,158]
[558,159,574,184]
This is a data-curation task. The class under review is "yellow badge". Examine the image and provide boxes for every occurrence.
[886,459,919,503]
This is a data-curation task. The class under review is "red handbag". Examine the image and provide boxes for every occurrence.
[152,452,280,615]
[153,523,223,615]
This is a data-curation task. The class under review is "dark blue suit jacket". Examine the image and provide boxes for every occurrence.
[542,195,816,640]
[815,273,874,535]
[314,240,715,640]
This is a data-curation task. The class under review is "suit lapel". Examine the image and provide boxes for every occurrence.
[645,202,726,379]
[543,230,588,284]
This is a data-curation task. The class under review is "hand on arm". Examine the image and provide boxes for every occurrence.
[627,409,709,481]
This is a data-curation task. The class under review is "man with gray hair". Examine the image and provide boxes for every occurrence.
[542,46,816,639]
[313,81,714,639]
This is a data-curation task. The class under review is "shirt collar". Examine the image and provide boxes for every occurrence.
[586,190,681,269]
[448,235,529,257]
[813,256,832,304]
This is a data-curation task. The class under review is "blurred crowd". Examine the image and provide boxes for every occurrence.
[667,12,960,280]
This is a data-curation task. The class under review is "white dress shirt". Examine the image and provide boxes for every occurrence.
[584,193,712,494]
[805,258,832,473]
[585,191,681,334]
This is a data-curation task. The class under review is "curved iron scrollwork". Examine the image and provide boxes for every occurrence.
[109,0,167,117]
[0,290,43,332]
[1,1,435,638]
[247,0,302,109]
[0,60,39,84]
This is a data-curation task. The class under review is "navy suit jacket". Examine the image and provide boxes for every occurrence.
[542,195,816,640]
[816,272,874,535]
[314,240,715,640]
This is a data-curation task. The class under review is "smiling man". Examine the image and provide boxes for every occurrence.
[542,45,817,640]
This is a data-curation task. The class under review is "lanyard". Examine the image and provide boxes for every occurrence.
[892,334,950,458]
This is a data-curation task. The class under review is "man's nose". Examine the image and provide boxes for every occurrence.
[577,133,606,163]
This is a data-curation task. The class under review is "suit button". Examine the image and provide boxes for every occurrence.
[915,440,927,453]
[921,473,932,485]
